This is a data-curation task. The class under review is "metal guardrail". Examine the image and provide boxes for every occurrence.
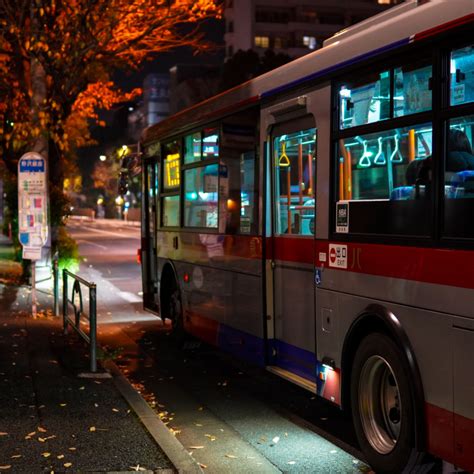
[62,269,97,373]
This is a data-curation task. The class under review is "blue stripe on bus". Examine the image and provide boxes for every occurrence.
[217,324,266,367]
[268,339,317,383]
[261,37,410,100]
[216,324,317,383]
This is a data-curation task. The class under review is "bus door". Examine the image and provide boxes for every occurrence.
[268,117,317,388]
[142,158,159,313]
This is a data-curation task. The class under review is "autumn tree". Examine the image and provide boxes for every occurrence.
[0,0,221,247]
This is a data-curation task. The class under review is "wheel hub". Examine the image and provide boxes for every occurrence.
[358,355,402,454]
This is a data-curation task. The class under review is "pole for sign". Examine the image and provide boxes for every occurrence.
[31,264,37,319]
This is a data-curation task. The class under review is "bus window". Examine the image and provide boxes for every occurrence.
[274,128,316,235]
[394,61,432,117]
[184,132,202,165]
[444,114,474,238]
[203,128,219,159]
[339,71,390,130]
[450,44,474,107]
[220,115,259,235]
[239,151,257,234]
[184,165,219,228]
[162,195,180,227]
[337,124,432,236]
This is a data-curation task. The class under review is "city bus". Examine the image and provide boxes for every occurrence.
[139,1,474,472]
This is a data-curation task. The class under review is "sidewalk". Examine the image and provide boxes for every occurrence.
[0,236,188,473]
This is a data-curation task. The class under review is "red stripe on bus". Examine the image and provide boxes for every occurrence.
[315,240,474,290]
[453,411,474,471]
[426,403,474,472]
[269,236,474,290]
[270,236,314,264]
[414,13,474,42]
[224,235,263,259]
[426,403,455,465]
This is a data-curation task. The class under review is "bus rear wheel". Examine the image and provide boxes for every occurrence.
[162,276,183,337]
[350,333,424,474]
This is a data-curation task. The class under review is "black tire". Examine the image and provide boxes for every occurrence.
[168,282,184,337]
[350,333,425,474]
[161,276,184,338]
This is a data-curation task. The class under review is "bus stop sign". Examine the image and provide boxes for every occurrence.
[18,152,48,260]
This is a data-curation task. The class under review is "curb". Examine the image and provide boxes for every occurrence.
[103,360,204,474]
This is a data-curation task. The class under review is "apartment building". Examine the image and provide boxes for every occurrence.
[224,0,401,59]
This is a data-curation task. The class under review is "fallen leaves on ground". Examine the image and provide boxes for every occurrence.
[189,446,204,449]
[41,452,51,458]
[225,454,237,459]
[129,465,146,472]
[0,466,12,470]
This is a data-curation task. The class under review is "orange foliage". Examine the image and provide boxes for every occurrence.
[0,0,221,162]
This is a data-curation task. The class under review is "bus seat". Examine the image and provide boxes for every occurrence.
[390,186,414,200]
[450,170,474,198]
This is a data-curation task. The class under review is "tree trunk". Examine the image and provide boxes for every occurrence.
[30,56,51,276]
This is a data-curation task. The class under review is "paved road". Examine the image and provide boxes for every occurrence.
[67,219,370,473]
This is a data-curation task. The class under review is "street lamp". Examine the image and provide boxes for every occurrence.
[99,155,106,162]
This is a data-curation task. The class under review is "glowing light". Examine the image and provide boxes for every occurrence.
[165,153,180,187]
[227,199,237,211]
[97,197,104,205]
[339,87,351,98]
[99,154,106,161]
[115,196,124,205]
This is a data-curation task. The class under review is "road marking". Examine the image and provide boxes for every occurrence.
[79,226,139,238]
[76,239,108,250]
[118,291,142,303]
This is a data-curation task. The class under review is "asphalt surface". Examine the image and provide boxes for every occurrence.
[0,282,173,473]
[67,218,372,473]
